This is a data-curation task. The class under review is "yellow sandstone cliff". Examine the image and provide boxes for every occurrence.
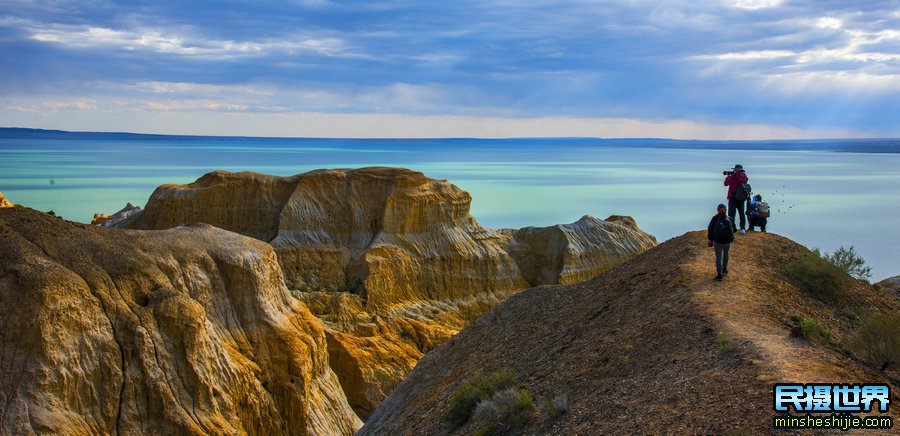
[0,207,361,435]
[0,191,13,208]
[91,213,111,225]
[116,167,658,417]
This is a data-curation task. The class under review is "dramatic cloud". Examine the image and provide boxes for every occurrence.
[0,0,897,137]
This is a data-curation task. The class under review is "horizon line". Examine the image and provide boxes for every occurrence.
[3,126,896,143]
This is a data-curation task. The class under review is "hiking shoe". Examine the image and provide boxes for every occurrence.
[723,269,729,275]
[715,274,723,281]
[739,229,746,235]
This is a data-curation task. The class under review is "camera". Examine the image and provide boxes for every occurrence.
[723,170,733,176]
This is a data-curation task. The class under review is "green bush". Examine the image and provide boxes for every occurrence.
[790,315,831,344]
[473,388,536,436]
[716,331,734,353]
[848,311,900,370]
[474,423,502,436]
[444,369,517,427]
[538,393,567,419]
[821,246,872,282]
[783,251,849,301]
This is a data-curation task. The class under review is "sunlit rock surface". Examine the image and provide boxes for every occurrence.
[117,167,657,417]
[0,192,13,208]
[91,213,111,225]
[95,202,142,227]
[0,207,361,435]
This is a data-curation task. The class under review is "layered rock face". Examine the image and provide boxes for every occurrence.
[0,191,13,208]
[0,207,361,435]
[117,167,657,417]
[93,202,143,227]
[507,215,657,286]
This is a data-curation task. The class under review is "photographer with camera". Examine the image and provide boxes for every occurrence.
[723,164,749,234]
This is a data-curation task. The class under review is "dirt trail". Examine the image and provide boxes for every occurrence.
[687,231,875,384]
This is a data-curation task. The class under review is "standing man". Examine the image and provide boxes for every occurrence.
[708,204,735,281]
[724,164,749,234]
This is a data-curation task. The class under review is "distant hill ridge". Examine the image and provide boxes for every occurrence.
[2,127,900,152]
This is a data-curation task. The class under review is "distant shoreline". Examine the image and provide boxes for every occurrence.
[2,127,899,153]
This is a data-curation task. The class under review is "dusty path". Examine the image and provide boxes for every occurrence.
[688,231,875,384]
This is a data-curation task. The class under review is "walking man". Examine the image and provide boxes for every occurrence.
[724,164,749,234]
[708,203,735,281]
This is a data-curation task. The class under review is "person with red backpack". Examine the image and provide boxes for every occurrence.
[724,164,750,234]
[708,203,735,281]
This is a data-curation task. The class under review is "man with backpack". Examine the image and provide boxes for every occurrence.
[724,164,750,234]
[708,203,735,281]
[746,194,769,232]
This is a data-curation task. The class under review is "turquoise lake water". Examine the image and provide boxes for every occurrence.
[1,135,898,281]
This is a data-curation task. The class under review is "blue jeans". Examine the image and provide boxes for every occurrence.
[714,242,730,275]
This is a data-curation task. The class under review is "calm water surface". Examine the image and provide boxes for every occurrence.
[1,137,898,280]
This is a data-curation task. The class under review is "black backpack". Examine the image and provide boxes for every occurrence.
[735,183,752,202]
[713,216,735,243]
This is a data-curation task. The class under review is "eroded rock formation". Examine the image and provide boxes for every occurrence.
[93,202,142,227]
[877,275,900,299]
[116,167,657,417]
[91,213,111,225]
[507,215,657,286]
[0,192,13,208]
[0,207,361,435]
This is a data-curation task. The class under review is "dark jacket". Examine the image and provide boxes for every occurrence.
[708,214,735,244]
[724,171,748,199]
[746,198,759,217]
[746,199,767,226]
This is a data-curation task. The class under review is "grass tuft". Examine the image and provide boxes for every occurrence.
[473,388,536,436]
[444,369,566,434]
[716,331,734,353]
[783,250,849,301]
[444,369,517,427]
[847,311,900,371]
[538,393,567,419]
[789,314,831,344]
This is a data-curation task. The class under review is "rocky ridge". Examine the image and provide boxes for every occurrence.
[877,275,900,299]
[114,167,658,416]
[93,202,143,227]
[0,207,361,434]
[361,231,900,434]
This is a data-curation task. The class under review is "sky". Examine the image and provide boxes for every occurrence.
[0,0,898,139]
